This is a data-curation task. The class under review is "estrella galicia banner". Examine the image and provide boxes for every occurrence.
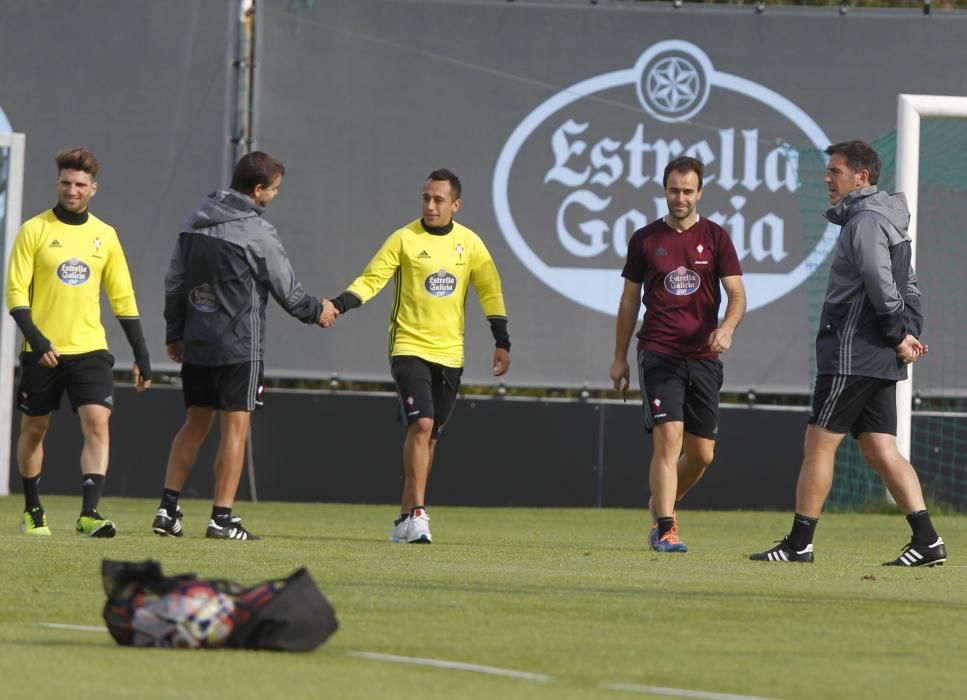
[5,0,966,392]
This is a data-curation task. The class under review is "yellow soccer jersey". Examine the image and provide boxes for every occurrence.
[6,209,140,354]
[347,219,507,367]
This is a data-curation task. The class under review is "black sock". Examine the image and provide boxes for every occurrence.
[212,505,232,522]
[907,510,939,546]
[22,474,42,512]
[788,513,819,551]
[160,489,180,517]
[81,473,105,515]
[410,505,426,516]
[657,516,676,537]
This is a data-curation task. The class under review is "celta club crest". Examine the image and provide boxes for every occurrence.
[493,39,836,316]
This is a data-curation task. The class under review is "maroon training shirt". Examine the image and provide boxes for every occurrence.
[622,216,742,359]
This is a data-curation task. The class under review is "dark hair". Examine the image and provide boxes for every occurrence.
[825,140,881,185]
[427,168,461,200]
[662,156,704,190]
[55,147,99,179]
[230,151,286,194]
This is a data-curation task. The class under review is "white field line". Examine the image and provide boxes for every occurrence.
[37,622,106,632]
[604,682,779,700]
[348,651,554,683]
[32,622,782,699]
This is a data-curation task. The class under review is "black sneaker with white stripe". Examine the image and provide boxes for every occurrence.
[882,537,946,567]
[152,507,183,537]
[206,515,260,541]
[749,537,814,563]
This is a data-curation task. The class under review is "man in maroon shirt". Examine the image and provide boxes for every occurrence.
[610,156,746,553]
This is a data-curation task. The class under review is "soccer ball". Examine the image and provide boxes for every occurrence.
[130,580,236,648]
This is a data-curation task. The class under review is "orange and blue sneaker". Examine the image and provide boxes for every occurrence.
[649,521,688,553]
[20,507,51,536]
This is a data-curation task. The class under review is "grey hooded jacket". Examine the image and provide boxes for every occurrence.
[816,186,923,381]
[164,189,322,365]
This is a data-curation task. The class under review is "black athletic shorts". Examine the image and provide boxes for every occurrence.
[809,374,897,437]
[181,361,264,412]
[637,349,723,439]
[17,350,115,415]
[390,355,462,439]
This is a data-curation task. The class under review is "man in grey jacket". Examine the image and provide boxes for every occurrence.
[751,140,946,567]
[152,151,337,540]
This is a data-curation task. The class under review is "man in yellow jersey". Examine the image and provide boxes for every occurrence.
[6,147,151,537]
[330,169,510,543]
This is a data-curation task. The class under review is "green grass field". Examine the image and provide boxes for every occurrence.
[1,495,964,700]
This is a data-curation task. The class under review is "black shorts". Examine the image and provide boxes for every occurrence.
[809,374,897,437]
[637,349,723,439]
[17,350,115,416]
[390,355,462,439]
[181,361,264,412]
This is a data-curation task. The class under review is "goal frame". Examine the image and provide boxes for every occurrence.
[0,131,26,496]
[895,94,967,461]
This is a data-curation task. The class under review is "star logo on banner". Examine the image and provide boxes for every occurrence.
[647,57,700,113]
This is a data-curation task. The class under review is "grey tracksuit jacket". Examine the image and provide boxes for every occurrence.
[164,189,321,365]
[816,186,923,381]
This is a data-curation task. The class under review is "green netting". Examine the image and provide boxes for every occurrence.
[800,119,967,511]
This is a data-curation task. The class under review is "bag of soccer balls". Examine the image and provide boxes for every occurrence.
[101,560,338,651]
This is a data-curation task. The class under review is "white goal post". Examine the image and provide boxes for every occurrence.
[0,132,25,496]
[895,94,967,461]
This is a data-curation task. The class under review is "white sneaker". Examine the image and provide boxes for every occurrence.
[389,515,410,543]
[406,508,432,544]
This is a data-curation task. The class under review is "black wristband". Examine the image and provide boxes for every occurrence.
[119,317,152,380]
[10,308,52,354]
[488,317,511,351]
[330,291,362,315]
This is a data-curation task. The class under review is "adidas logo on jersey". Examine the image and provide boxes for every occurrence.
[417,250,431,259]
[655,246,668,256]
[50,239,63,248]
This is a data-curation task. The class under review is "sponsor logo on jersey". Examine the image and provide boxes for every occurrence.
[493,39,834,315]
[424,269,457,297]
[655,246,667,257]
[189,283,219,312]
[664,266,701,296]
[57,258,91,286]
[50,239,62,248]
[417,250,431,259]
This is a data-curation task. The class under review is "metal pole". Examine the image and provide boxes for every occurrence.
[246,428,258,502]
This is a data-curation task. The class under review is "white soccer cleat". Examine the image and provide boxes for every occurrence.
[389,515,410,543]
[406,508,432,544]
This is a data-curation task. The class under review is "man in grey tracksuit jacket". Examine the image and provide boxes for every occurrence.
[163,188,322,365]
[151,151,337,541]
[751,140,945,567]
[815,185,923,382]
